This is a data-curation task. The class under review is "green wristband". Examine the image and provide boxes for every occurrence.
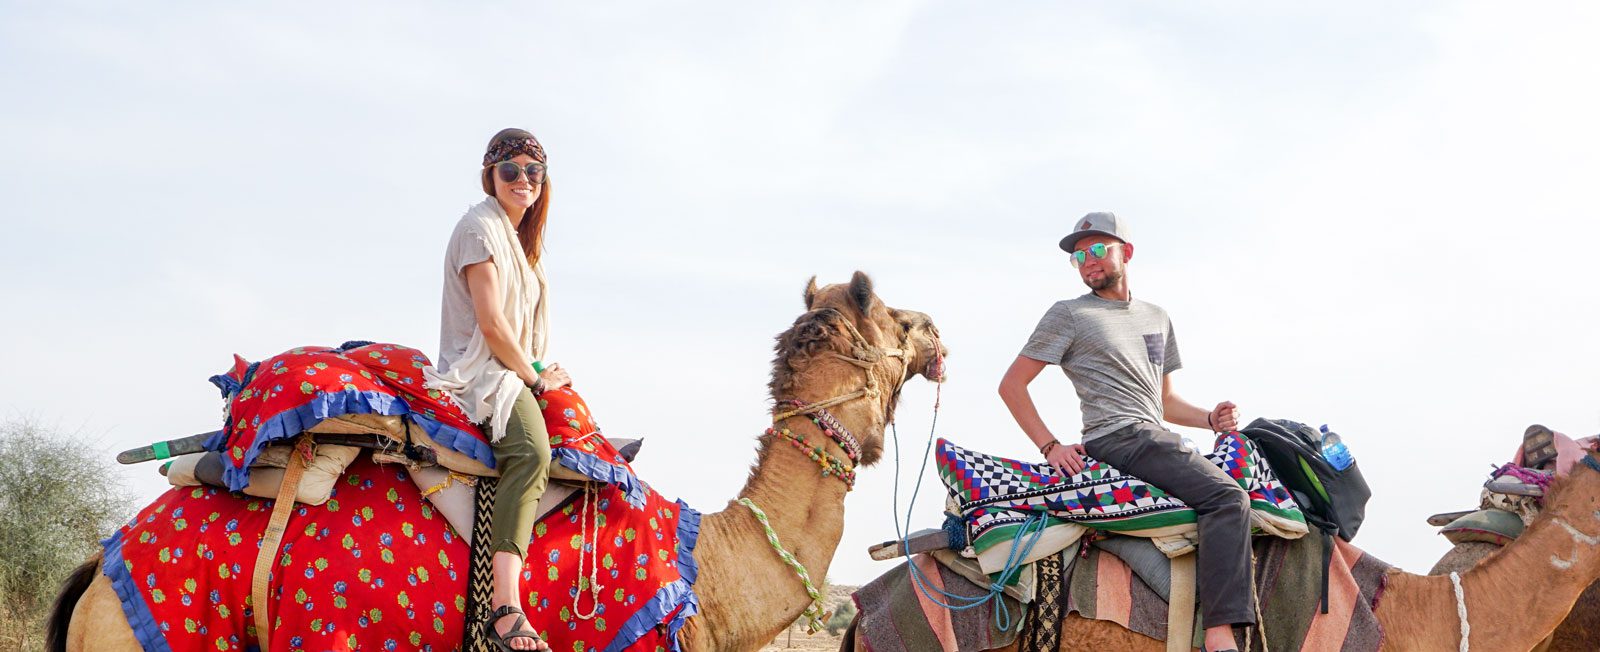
[532,360,546,374]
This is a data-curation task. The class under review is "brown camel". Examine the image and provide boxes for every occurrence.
[1430,537,1600,650]
[47,272,947,652]
[850,449,1600,651]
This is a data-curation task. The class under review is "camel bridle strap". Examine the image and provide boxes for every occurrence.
[252,435,314,651]
[771,310,913,425]
[737,497,829,634]
[771,309,934,483]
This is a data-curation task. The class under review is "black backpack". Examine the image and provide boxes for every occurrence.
[1240,417,1373,612]
[1240,417,1371,541]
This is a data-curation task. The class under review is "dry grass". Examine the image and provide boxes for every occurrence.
[0,598,44,652]
[761,584,857,652]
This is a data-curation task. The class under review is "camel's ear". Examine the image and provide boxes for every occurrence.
[849,271,874,314]
[803,276,819,310]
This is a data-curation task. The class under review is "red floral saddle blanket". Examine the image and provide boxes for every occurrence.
[205,341,490,491]
[204,341,644,506]
[102,451,698,651]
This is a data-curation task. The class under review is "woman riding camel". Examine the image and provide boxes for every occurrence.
[423,127,569,651]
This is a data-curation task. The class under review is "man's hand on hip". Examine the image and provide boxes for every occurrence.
[1046,442,1088,477]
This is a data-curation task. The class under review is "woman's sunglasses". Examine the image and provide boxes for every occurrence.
[489,161,547,184]
[1069,242,1123,268]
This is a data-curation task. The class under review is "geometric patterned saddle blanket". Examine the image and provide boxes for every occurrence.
[937,432,1309,563]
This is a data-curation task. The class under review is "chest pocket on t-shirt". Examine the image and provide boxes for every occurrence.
[1142,333,1165,368]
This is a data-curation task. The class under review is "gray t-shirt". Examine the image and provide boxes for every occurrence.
[1019,293,1183,441]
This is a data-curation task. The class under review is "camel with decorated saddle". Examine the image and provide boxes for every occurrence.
[46,273,946,652]
[844,425,1600,650]
[1422,425,1600,651]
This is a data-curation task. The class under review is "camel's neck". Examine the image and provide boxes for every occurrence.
[1379,469,1600,650]
[679,365,890,651]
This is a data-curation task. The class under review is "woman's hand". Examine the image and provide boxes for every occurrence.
[537,363,571,393]
[1045,442,1088,478]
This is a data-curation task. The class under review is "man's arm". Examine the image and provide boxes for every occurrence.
[1161,374,1239,432]
[1000,356,1086,475]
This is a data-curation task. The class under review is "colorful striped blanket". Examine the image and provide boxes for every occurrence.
[1064,536,1390,651]
[937,432,1308,561]
[851,554,1024,652]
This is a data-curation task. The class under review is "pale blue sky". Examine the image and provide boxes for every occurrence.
[3,1,1598,585]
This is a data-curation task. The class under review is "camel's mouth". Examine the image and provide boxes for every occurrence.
[923,352,947,383]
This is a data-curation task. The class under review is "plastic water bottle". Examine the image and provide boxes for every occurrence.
[1320,424,1354,471]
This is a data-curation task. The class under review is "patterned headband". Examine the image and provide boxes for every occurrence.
[483,136,547,166]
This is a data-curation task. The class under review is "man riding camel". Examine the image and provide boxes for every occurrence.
[998,211,1251,652]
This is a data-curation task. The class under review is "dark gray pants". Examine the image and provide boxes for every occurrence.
[1085,422,1255,628]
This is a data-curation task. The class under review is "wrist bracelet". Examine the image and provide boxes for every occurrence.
[1206,412,1217,432]
[1040,440,1060,456]
[527,377,546,395]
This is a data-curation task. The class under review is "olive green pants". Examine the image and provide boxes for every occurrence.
[490,387,552,558]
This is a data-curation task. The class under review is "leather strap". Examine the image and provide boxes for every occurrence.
[251,437,312,651]
[1167,552,1197,652]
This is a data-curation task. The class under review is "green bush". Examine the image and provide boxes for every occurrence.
[824,599,856,636]
[0,419,134,651]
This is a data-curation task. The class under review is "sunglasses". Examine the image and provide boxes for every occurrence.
[1070,242,1123,268]
[488,161,547,184]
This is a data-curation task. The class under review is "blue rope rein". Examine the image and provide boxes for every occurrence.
[891,415,1047,631]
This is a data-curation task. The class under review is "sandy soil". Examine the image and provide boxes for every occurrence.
[760,584,857,651]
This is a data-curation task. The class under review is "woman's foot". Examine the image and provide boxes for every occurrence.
[485,604,548,651]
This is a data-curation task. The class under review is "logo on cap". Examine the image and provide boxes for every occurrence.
[1080,219,1093,230]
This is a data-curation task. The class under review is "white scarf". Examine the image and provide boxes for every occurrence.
[423,197,550,441]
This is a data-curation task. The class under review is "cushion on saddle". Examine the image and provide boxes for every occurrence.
[164,445,360,506]
[937,432,1308,566]
[206,342,648,503]
[409,435,646,544]
[1440,508,1524,546]
[1065,535,1390,651]
[207,342,497,490]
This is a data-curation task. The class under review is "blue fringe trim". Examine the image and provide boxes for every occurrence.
[100,527,175,652]
[214,389,407,491]
[202,428,229,454]
[208,373,241,399]
[407,413,497,471]
[604,500,701,652]
[675,500,701,586]
[551,447,647,507]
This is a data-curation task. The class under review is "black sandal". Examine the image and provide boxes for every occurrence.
[482,605,547,651]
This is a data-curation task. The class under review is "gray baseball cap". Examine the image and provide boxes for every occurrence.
[1058,211,1130,252]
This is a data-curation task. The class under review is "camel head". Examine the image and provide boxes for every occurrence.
[1511,440,1600,587]
[770,271,946,467]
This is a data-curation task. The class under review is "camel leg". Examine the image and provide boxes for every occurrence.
[66,573,142,652]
